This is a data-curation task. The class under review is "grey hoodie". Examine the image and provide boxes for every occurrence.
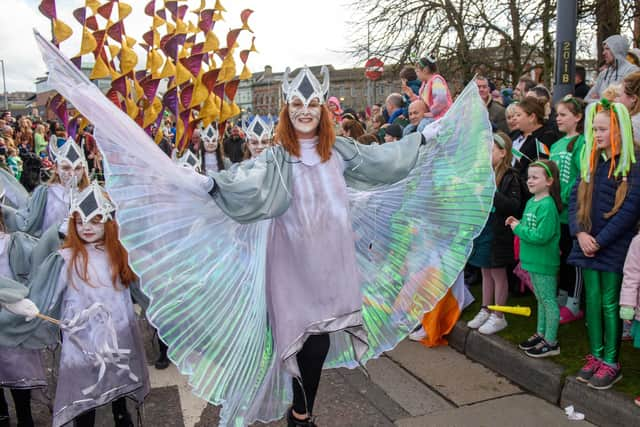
[585,35,639,102]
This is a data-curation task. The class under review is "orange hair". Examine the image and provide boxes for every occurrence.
[62,213,137,289]
[577,109,628,231]
[275,104,336,162]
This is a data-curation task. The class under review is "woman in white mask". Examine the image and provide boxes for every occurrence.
[199,124,231,174]
[3,138,89,237]
[242,116,274,160]
[37,32,496,427]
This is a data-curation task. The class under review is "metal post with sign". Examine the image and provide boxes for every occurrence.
[552,1,577,103]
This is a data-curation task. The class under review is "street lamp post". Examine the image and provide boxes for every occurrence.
[0,60,7,111]
[552,2,577,103]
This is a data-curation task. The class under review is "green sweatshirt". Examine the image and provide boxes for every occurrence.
[34,133,47,156]
[549,134,584,224]
[514,195,560,275]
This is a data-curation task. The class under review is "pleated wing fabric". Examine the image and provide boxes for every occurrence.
[36,31,495,426]
[34,32,288,426]
[326,83,495,367]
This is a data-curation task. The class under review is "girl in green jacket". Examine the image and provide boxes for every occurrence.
[506,159,562,358]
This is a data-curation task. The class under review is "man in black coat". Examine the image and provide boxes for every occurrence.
[223,126,245,163]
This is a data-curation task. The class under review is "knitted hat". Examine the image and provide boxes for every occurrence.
[384,124,403,139]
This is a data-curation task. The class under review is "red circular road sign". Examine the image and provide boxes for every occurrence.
[365,58,384,81]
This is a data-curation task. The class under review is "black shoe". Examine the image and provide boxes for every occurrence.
[287,409,317,427]
[154,355,170,370]
[16,416,34,427]
[525,340,560,358]
[518,334,543,350]
[0,415,9,427]
[114,410,134,427]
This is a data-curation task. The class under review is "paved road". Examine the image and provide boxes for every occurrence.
[6,323,595,426]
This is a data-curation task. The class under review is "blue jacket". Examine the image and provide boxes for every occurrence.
[568,154,640,273]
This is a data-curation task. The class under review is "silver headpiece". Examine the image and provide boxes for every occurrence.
[242,116,274,142]
[70,181,116,224]
[172,149,201,171]
[50,137,88,169]
[282,65,330,107]
[201,124,219,145]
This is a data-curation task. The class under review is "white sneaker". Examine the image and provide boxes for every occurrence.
[478,313,508,335]
[409,327,428,341]
[467,309,490,329]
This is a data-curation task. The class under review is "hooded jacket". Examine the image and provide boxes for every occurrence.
[586,35,639,102]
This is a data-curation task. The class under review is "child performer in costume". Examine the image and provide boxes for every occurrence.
[242,116,274,160]
[0,259,40,427]
[569,100,640,389]
[56,184,149,426]
[467,132,523,335]
[0,196,63,427]
[3,138,90,237]
[619,229,640,406]
[200,124,230,174]
[35,33,496,427]
[507,160,562,358]
[0,183,150,427]
[550,96,586,324]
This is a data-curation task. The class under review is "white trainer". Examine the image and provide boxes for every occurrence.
[478,313,508,335]
[467,309,490,329]
[409,327,428,341]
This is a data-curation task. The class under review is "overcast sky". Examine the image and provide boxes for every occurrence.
[1,0,357,92]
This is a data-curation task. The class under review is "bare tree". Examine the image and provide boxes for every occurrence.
[347,0,558,88]
[471,0,556,86]
[346,1,480,83]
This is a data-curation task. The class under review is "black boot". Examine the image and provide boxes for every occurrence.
[155,339,170,370]
[0,389,9,427]
[287,408,317,427]
[11,389,34,427]
[113,410,133,427]
[112,398,134,427]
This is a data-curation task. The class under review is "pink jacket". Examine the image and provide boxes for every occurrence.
[620,233,640,321]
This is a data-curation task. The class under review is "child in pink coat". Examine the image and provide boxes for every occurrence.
[619,231,640,406]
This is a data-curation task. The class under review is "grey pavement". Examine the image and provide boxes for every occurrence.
[6,334,596,427]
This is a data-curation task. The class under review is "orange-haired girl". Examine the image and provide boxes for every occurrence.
[569,100,640,390]
[3,183,149,426]
[52,183,148,426]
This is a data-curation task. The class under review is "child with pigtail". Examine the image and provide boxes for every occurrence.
[568,100,640,390]
[506,159,562,358]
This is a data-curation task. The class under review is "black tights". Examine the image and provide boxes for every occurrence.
[291,334,330,416]
[559,224,583,300]
[0,388,33,427]
[74,397,129,427]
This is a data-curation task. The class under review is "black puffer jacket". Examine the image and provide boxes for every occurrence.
[513,124,558,184]
[490,168,523,267]
[469,168,523,268]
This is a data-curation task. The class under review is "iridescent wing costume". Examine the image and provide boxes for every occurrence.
[35,32,495,426]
